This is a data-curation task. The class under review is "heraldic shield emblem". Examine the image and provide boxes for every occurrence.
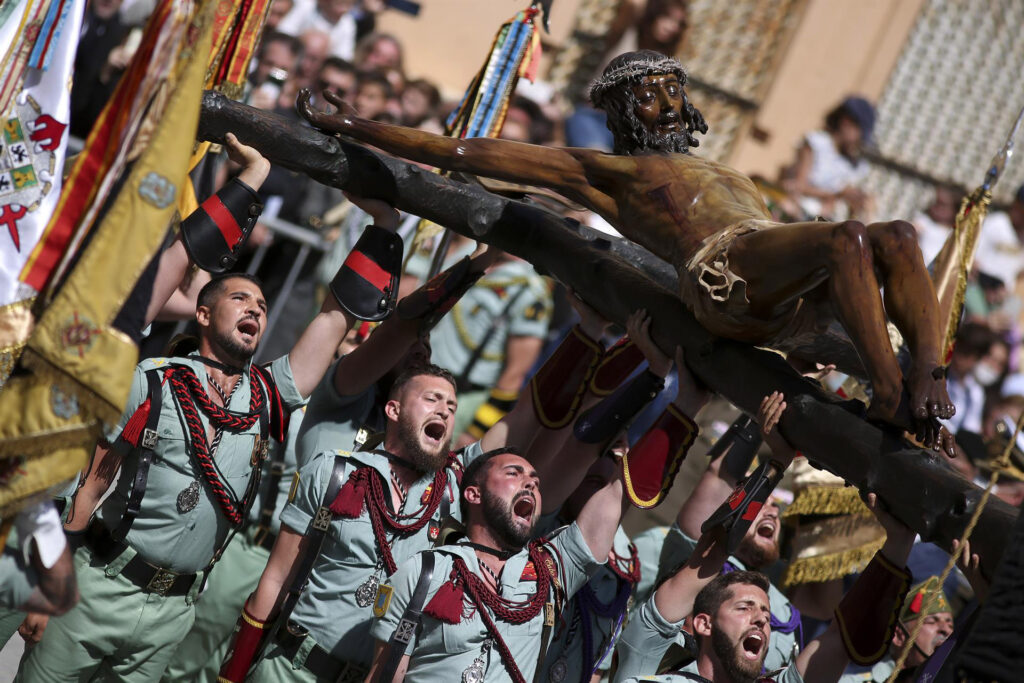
[0,93,64,252]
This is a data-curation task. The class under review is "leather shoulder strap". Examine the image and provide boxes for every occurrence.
[261,453,349,655]
[113,369,163,541]
[378,551,435,682]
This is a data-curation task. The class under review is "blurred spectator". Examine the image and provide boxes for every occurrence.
[912,184,959,265]
[964,270,1020,336]
[265,0,294,31]
[279,0,357,60]
[353,31,404,73]
[310,56,357,111]
[400,78,441,127]
[295,29,331,91]
[353,72,393,121]
[943,322,998,435]
[780,96,875,220]
[70,0,132,138]
[249,30,302,90]
[974,183,1024,294]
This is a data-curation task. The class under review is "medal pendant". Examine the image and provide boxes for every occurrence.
[355,574,380,608]
[177,480,201,513]
[462,658,485,683]
[548,656,568,683]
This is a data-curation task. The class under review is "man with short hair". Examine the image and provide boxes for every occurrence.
[837,576,954,683]
[367,448,624,683]
[299,48,956,454]
[17,141,405,679]
[617,486,917,683]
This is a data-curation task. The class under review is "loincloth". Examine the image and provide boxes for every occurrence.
[680,219,817,344]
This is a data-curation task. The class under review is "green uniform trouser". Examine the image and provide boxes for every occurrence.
[16,546,197,682]
[161,533,270,682]
[248,642,321,683]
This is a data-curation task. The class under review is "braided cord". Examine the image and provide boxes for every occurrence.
[453,542,555,683]
[167,366,265,525]
[885,410,1024,682]
[361,465,449,574]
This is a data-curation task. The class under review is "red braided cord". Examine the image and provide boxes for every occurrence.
[607,542,641,584]
[167,366,265,525]
[347,455,453,574]
[451,542,555,683]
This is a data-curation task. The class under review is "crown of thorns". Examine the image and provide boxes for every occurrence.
[590,53,688,109]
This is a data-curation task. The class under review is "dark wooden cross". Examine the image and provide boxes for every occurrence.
[198,91,1017,579]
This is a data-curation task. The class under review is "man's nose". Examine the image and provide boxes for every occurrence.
[657,88,674,109]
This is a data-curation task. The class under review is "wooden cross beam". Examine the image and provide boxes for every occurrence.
[198,91,1017,578]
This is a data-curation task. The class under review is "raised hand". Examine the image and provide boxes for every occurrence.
[756,391,796,461]
[626,308,671,377]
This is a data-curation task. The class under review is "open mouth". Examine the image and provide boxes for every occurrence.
[423,420,446,445]
[657,116,680,131]
[741,630,765,660]
[756,519,776,539]
[512,493,535,523]
[237,318,260,343]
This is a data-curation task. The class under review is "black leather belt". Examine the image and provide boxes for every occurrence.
[275,621,367,682]
[85,523,198,597]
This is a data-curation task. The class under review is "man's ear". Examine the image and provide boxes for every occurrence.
[692,612,713,638]
[892,623,907,647]
[384,398,400,422]
[464,485,482,506]
[196,305,211,328]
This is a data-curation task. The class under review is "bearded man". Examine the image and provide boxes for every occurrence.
[297,48,956,455]
[18,139,405,680]
[367,449,625,683]
[616,487,918,683]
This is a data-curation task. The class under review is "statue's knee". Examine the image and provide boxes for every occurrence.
[877,220,920,255]
[829,220,870,262]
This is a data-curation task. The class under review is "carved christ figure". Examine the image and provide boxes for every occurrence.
[298,50,954,450]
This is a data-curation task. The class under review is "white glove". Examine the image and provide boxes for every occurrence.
[14,500,66,569]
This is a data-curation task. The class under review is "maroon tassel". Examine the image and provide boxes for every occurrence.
[120,398,152,447]
[424,575,464,624]
[329,476,367,518]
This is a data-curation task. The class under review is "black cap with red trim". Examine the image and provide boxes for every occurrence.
[181,177,263,273]
[331,224,403,321]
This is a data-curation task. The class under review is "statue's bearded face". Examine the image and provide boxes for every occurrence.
[599,72,705,156]
[631,73,685,140]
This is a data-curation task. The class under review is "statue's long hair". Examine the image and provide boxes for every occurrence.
[590,50,708,155]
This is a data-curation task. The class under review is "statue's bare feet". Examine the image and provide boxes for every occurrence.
[908,365,955,422]
[295,88,358,134]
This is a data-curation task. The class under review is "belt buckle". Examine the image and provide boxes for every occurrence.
[146,567,179,595]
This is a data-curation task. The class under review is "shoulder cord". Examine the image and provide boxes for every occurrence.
[886,410,1024,682]
[451,542,554,683]
[348,462,449,575]
[167,364,265,525]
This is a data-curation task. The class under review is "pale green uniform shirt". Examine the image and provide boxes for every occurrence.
[429,258,552,389]
[614,583,691,682]
[539,525,635,683]
[0,548,36,609]
[100,353,305,574]
[295,357,378,467]
[654,524,800,671]
[632,525,671,604]
[280,441,486,666]
[837,654,897,682]
[619,660,805,683]
[372,523,602,683]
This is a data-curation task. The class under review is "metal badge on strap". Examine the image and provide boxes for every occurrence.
[378,551,435,683]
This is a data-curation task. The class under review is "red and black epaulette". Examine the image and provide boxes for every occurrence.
[330,224,403,321]
[181,177,262,273]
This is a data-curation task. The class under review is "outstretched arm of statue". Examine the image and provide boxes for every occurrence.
[297,89,616,215]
